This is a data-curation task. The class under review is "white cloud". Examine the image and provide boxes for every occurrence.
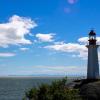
[78,37,88,44]
[0,15,37,47]
[78,37,100,60]
[45,43,86,52]
[96,37,100,44]
[45,36,100,60]
[20,47,29,51]
[36,33,55,42]
[45,42,88,59]
[78,37,100,45]
[0,52,15,57]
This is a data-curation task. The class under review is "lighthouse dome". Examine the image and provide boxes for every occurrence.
[89,30,96,36]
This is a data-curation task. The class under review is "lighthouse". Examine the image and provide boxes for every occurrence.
[86,30,99,79]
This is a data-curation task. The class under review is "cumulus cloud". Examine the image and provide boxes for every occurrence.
[0,52,15,57]
[45,43,86,52]
[0,15,37,47]
[78,37,100,60]
[78,37,100,45]
[44,42,88,59]
[44,36,100,60]
[20,47,29,51]
[78,37,88,44]
[35,33,55,42]
[67,0,78,4]
[96,37,100,44]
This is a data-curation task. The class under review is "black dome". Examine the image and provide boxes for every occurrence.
[89,30,96,35]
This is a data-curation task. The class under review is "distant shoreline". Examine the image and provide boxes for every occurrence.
[0,76,64,78]
[0,75,86,79]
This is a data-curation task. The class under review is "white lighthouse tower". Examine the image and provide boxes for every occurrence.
[86,30,99,79]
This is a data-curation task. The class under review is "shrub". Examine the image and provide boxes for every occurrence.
[23,77,82,100]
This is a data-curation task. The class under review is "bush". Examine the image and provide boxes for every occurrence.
[23,77,82,100]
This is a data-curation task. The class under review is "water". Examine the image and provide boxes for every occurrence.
[0,77,63,100]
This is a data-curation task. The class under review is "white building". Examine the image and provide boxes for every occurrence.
[86,30,99,79]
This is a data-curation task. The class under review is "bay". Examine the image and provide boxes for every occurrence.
[0,77,63,100]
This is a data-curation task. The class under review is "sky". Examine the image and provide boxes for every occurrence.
[0,0,100,76]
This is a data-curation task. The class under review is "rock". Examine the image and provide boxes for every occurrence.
[80,81,100,100]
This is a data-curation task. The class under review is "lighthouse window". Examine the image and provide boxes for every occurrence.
[89,36,96,40]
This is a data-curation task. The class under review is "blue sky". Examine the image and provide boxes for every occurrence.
[0,0,100,76]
